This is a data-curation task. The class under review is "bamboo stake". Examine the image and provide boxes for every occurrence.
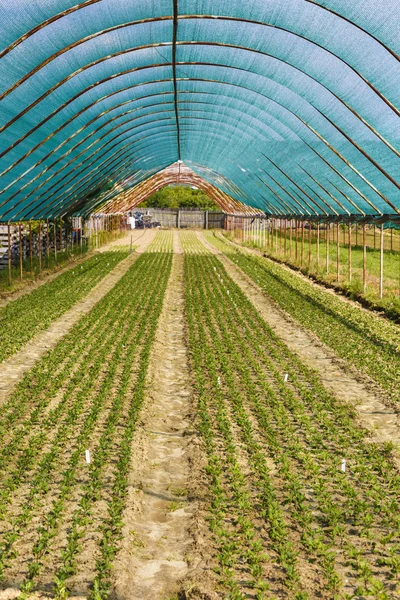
[308,221,312,269]
[289,220,292,256]
[295,220,298,261]
[301,221,305,266]
[379,224,384,299]
[363,224,367,293]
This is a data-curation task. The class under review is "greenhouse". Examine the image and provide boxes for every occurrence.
[0,1,399,599]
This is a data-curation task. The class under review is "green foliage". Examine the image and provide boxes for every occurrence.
[0,251,128,362]
[206,231,400,402]
[182,231,400,599]
[138,185,218,210]
[0,233,172,595]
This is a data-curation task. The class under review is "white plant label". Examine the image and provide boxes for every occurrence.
[85,450,91,464]
[284,374,288,382]
[341,459,346,472]
[217,376,221,386]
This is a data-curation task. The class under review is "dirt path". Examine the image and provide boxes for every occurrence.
[113,252,207,600]
[197,231,400,463]
[173,229,183,254]
[0,231,156,406]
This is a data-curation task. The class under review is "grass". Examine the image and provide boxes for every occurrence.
[230,227,400,317]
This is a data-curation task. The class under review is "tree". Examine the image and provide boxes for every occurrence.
[138,186,218,210]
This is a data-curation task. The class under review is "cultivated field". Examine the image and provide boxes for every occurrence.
[0,230,398,600]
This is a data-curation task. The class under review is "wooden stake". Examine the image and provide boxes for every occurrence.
[337,223,340,281]
[19,223,23,281]
[7,222,12,286]
[379,224,384,299]
[38,221,42,273]
[46,218,50,263]
[301,221,305,266]
[308,221,312,269]
[326,223,330,274]
[295,220,298,261]
[29,221,33,272]
[363,224,367,293]
[283,219,287,256]
[54,220,58,262]
[289,220,292,256]
[316,223,320,271]
[348,223,352,283]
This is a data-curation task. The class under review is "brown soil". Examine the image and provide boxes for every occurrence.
[112,253,213,600]
[0,231,156,407]
[198,231,400,465]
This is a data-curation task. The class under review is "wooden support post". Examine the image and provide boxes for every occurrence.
[379,224,384,299]
[295,220,298,261]
[356,223,358,246]
[289,220,292,256]
[59,218,63,253]
[308,221,312,269]
[204,211,208,230]
[284,219,287,255]
[374,225,376,250]
[8,222,12,286]
[336,223,340,281]
[348,223,352,283]
[326,223,330,274]
[301,221,305,266]
[363,224,367,293]
[54,220,58,262]
[390,227,393,252]
[46,219,50,264]
[316,223,320,271]
[29,221,33,272]
[19,223,23,281]
[38,221,42,273]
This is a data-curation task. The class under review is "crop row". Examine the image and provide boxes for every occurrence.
[146,229,174,253]
[182,232,399,599]
[205,232,400,402]
[0,250,129,362]
[0,239,172,597]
